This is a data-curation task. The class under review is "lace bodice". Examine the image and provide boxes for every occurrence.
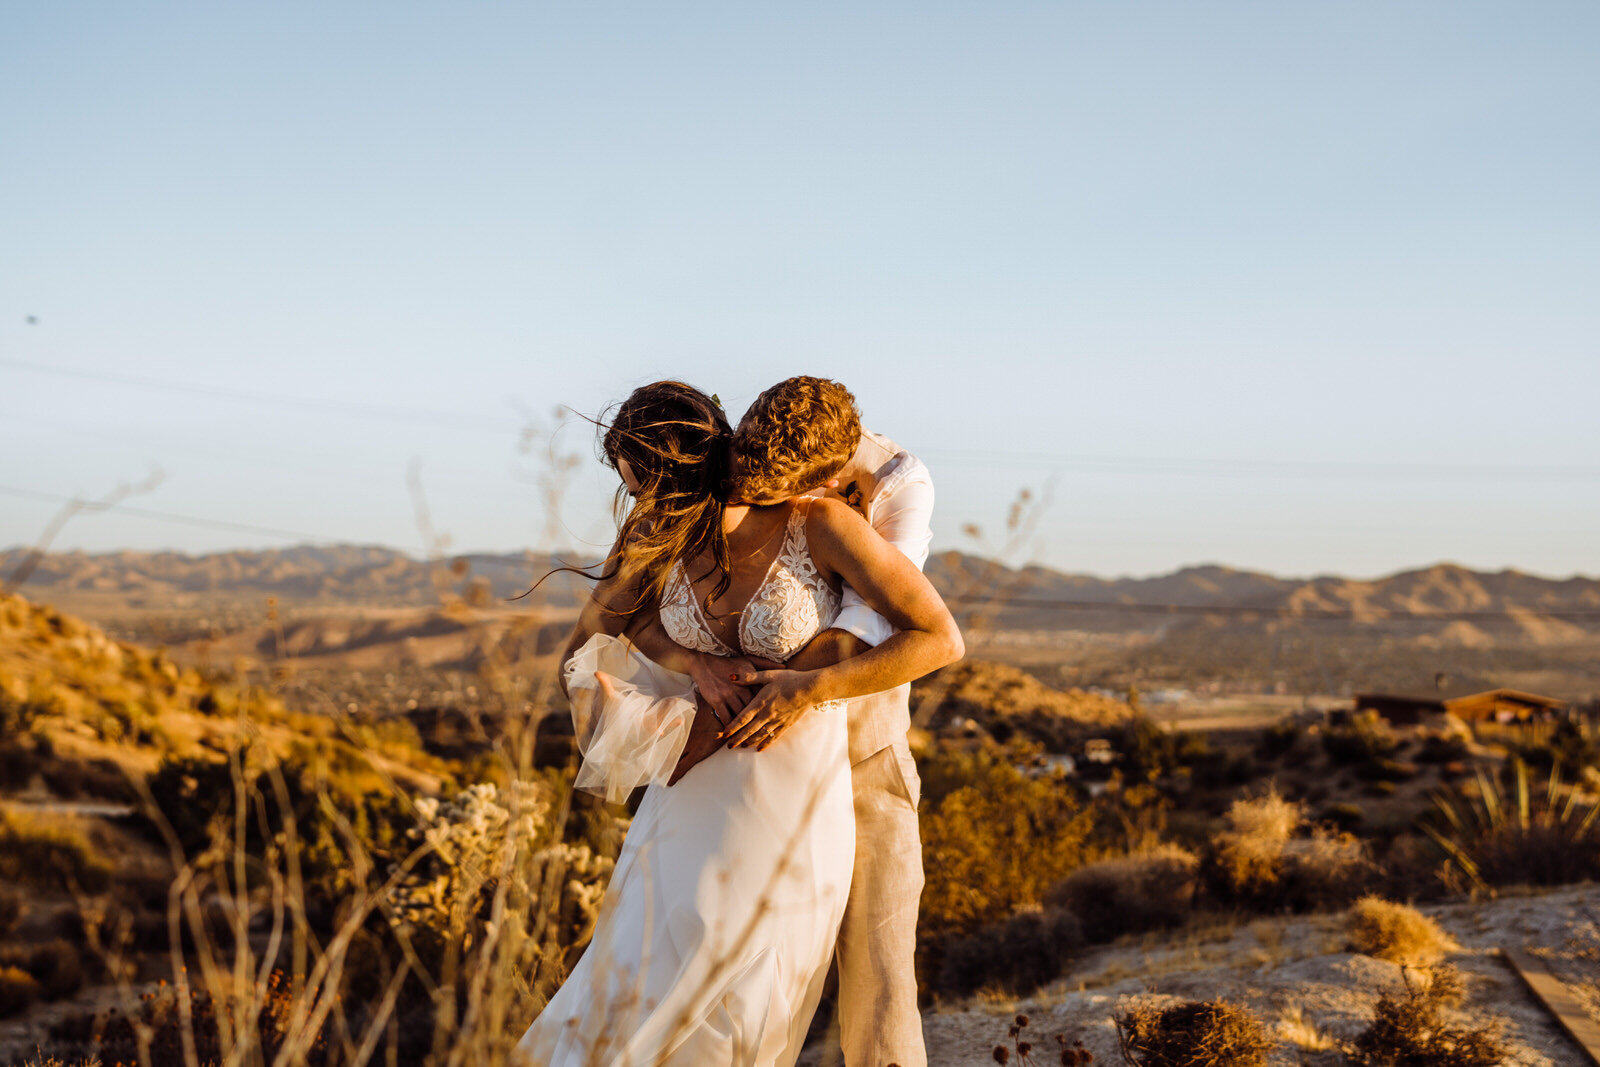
[660,503,841,663]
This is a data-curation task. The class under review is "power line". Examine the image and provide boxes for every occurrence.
[947,593,1600,622]
[918,447,1600,482]
[4,483,1593,622]
[0,484,335,543]
[0,355,520,434]
[7,356,1596,483]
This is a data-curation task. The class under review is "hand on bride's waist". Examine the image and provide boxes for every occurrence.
[720,628,868,751]
[721,668,845,751]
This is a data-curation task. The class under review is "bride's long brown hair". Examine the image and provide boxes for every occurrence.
[597,381,735,615]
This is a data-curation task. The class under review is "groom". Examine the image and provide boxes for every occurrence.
[659,376,935,1067]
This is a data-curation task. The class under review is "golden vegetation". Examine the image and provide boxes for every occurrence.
[1113,999,1274,1067]
[1346,896,1457,967]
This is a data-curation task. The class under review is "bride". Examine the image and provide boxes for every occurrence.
[517,381,962,1066]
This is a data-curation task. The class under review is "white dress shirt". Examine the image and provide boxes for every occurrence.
[829,430,935,648]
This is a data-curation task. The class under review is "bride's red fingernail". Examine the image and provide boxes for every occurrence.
[729,673,739,681]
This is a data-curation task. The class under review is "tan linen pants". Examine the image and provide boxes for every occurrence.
[836,738,926,1067]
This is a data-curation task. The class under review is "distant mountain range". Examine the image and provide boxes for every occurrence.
[7,543,1599,635]
[0,544,593,610]
[6,544,1597,697]
[924,553,1600,642]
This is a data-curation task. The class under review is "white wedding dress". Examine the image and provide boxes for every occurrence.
[517,500,856,1067]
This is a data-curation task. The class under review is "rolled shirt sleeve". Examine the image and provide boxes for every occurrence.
[831,465,935,647]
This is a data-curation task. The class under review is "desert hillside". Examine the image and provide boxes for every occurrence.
[7,544,1598,699]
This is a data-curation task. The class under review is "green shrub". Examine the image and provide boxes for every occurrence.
[1114,999,1273,1067]
[1047,844,1197,942]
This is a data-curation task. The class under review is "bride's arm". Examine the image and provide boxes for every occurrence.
[722,497,963,749]
[555,535,642,697]
[556,535,756,721]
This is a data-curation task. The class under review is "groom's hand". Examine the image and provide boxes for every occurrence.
[667,692,732,787]
[723,670,822,752]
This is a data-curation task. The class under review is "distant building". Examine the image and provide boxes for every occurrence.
[1083,738,1116,764]
[1354,688,1567,726]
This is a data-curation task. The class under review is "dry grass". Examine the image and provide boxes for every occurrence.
[1113,998,1274,1067]
[1347,895,1457,967]
[1207,790,1298,898]
[1276,1002,1337,1051]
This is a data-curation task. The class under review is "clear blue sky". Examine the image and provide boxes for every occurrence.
[3,2,1597,579]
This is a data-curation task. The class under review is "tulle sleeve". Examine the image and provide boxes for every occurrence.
[563,633,698,805]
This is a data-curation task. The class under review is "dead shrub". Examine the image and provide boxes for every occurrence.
[25,940,85,1001]
[0,887,22,936]
[1114,998,1274,1066]
[0,965,40,1019]
[1347,896,1456,967]
[1046,843,1197,942]
[1345,964,1506,1066]
[95,969,328,1067]
[1323,710,1399,764]
[1277,826,1380,910]
[0,806,113,894]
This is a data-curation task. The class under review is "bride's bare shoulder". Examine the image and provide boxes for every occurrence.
[802,495,871,545]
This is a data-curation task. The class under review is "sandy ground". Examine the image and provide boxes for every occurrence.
[804,883,1600,1067]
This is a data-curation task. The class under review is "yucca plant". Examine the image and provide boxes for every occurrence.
[1419,757,1600,893]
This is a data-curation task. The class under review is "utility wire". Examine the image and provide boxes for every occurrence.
[4,481,1595,622]
[918,448,1600,482]
[7,356,1597,482]
[0,355,518,434]
[0,484,334,542]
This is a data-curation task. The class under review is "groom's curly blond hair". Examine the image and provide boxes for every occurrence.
[730,376,862,502]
